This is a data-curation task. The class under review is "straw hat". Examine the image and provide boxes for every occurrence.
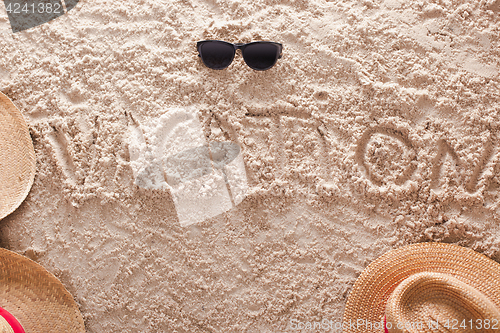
[0,92,36,220]
[0,248,85,332]
[343,242,500,333]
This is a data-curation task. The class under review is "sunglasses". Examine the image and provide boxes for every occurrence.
[197,40,283,71]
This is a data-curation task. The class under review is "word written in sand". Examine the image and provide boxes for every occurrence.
[46,110,498,208]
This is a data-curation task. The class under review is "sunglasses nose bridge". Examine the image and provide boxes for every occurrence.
[234,47,243,59]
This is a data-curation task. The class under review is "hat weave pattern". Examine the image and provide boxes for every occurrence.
[385,272,500,332]
[0,248,85,332]
[0,93,36,220]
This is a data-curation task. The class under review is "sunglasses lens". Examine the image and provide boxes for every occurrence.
[242,43,280,70]
[199,42,235,70]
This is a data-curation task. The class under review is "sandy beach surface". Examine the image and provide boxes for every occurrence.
[0,0,499,331]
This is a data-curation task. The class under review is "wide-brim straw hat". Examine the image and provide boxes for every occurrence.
[0,92,36,220]
[343,242,500,333]
[0,248,85,332]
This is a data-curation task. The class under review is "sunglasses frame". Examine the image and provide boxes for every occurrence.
[197,40,283,71]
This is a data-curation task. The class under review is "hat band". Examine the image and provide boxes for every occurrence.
[0,307,25,333]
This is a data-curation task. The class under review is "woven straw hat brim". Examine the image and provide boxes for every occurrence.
[342,242,500,333]
[0,316,14,333]
[0,92,36,220]
[385,272,500,333]
[0,248,85,332]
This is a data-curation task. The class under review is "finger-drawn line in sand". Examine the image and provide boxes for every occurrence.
[126,111,169,190]
[270,116,288,179]
[427,136,497,194]
[466,139,496,194]
[271,116,287,179]
[245,108,312,120]
[209,141,243,206]
[281,115,328,184]
[244,110,330,183]
[238,116,279,184]
[47,125,79,186]
[204,110,250,206]
[127,108,249,227]
[430,139,460,190]
[356,126,417,186]
[206,110,235,142]
[316,122,334,180]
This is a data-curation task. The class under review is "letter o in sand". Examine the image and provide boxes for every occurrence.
[356,127,416,187]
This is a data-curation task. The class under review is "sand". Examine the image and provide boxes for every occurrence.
[0,0,499,331]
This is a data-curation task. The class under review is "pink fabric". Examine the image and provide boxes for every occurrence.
[384,315,389,333]
[0,306,25,333]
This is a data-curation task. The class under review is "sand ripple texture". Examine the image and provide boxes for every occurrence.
[0,0,499,331]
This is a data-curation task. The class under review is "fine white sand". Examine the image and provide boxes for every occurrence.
[0,0,499,331]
